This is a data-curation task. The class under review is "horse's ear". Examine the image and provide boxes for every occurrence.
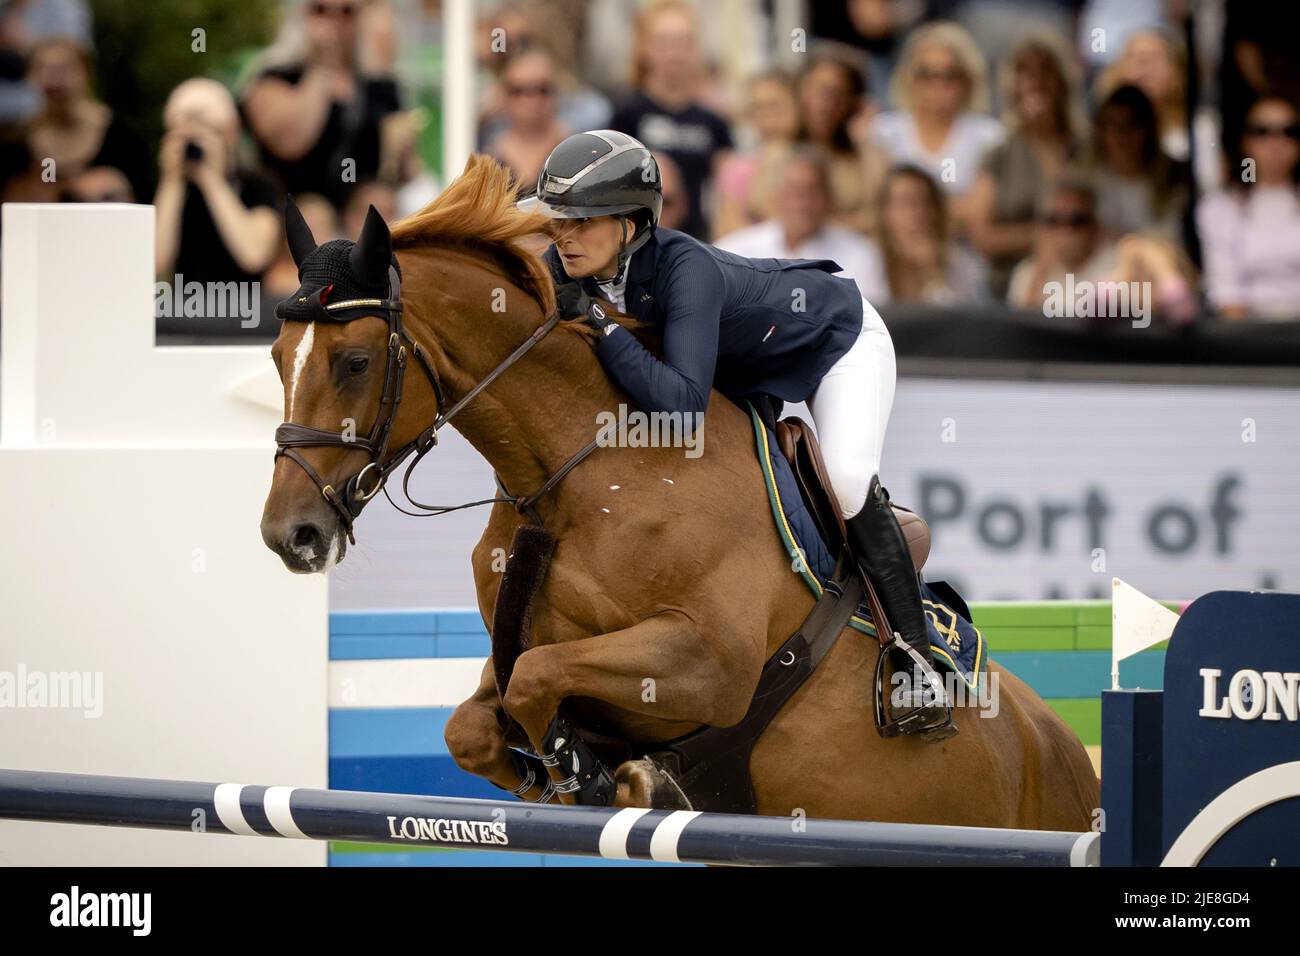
[285,196,317,268]
[350,205,393,286]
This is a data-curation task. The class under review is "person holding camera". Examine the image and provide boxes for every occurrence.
[241,0,400,211]
[154,78,281,290]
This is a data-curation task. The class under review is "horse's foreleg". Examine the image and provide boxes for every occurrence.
[444,658,552,801]
[501,611,764,805]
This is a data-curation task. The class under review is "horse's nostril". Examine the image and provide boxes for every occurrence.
[290,524,323,551]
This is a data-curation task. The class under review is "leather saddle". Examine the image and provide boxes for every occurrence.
[773,416,930,572]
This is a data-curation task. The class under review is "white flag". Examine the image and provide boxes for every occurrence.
[1111,577,1179,690]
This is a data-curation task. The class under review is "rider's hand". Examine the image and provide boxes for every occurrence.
[555,283,615,336]
[555,281,592,318]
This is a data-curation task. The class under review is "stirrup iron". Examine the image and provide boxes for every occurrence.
[874,632,957,741]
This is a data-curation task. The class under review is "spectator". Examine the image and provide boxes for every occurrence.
[25,36,149,202]
[1075,0,1168,77]
[1215,3,1300,177]
[654,149,690,231]
[609,0,732,240]
[0,0,92,124]
[1197,95,1300,320]
[62,164,132,202]
[795,43,889,236]
[0,136,59,204]
[809,0,927,106]
[154,79,280,290]
[869,21,1003,229]
[475,3,610,139]
[969,31,1085,298]
[1008,174,1198,325]
[1090,84,1190,243]
[485,49,570,189]
[1009,176,1112,307]
[1097,29,1187,159]
[877,164,986,304]
[242,0,401,211]
[712,70,800,239]
[1110,232,1200,327]
[715,145,889,301]
[1096,27,1221,190]
[262,191,339,305]
[379,110,439,217]
[342,178,396,237]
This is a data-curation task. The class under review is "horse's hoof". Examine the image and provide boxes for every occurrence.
[614,758,693,810]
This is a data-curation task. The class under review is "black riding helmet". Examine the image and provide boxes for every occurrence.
[518,130,663,279]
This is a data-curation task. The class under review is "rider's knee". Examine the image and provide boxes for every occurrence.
[825,460,872,519]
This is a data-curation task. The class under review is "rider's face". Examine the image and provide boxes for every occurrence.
[553,216,630,279]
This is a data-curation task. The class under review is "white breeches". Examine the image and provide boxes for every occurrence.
[806,296,896,519]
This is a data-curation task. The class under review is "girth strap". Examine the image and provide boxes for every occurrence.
[646,554,865,814]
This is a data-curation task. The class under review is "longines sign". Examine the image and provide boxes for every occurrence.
[1199,667,1300,721]
[386,814,509,845]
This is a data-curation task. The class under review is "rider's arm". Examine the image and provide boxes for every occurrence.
[593,248,722,417]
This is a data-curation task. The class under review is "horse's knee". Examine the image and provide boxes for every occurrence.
[444,703,505,777]
[502,647,560,724]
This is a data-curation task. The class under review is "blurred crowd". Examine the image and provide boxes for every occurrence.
[1,0,1299,328]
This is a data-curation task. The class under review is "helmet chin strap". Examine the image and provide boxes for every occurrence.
[610,213,652,283]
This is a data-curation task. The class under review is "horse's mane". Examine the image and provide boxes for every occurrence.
[390,155,557,317]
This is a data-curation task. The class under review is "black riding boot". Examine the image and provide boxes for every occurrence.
[845,476,956,741]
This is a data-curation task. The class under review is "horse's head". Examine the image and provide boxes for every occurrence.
[261,198,439,573]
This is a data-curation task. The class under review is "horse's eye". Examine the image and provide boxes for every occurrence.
[348,355,370,375]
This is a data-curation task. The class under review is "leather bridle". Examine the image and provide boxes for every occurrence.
[274,269,600,543]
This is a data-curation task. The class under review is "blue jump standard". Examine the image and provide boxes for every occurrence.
[0,769,1096,867]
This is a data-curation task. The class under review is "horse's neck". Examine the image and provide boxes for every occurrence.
[408,257,616,494]
[447,335,610,493]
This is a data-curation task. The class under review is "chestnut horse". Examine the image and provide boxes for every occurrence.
[261,157,1099,829]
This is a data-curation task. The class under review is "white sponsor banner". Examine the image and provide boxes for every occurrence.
[333,378,1300,609]
[875,378,1300,601]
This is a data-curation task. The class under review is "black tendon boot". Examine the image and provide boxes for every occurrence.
[845,476,957,741]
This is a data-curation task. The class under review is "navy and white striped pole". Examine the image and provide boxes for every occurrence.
[0,769,1098,866]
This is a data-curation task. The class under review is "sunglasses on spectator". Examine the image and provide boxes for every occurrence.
[1041,211,1094,228]
[1246,123,1300,140]
[506,82,554,97]
[915,67,963,84]
[308,2,357,18]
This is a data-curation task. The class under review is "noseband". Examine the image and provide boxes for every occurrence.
[274,272,598,543]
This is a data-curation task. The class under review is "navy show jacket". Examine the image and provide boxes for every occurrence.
[544,227,865,415]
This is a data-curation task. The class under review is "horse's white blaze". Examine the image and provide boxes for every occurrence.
[287,321,316,422]
[323,531,341,570]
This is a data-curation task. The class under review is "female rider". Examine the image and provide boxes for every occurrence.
[521,130,953,740]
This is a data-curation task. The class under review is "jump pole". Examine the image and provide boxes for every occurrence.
[0,769,1098,867]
